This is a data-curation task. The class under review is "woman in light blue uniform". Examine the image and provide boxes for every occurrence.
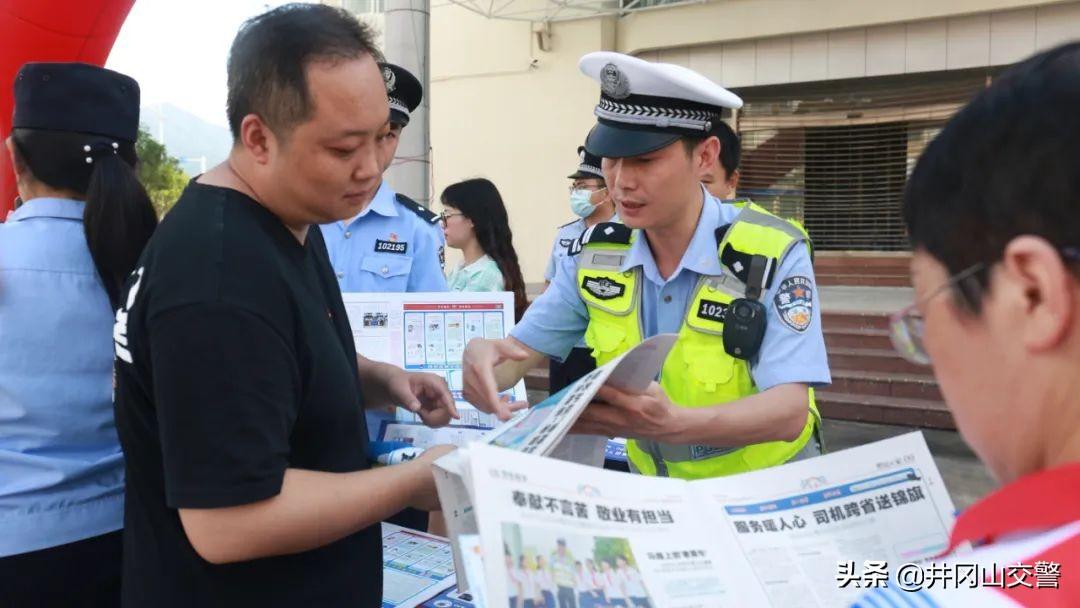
[0,63,156,606]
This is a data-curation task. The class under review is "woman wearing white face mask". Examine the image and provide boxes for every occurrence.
[545,145,618,394]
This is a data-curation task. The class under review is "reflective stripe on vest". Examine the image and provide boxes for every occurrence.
[578,202,821,480]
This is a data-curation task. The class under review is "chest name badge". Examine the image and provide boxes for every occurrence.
[696,299,729,324]
[581,276,626,300]
[375,239,408,255]
[775,276,814,332]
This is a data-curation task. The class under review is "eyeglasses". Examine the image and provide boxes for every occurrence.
[438,211,464,224]
[889,247,1080,365]
[888,263,985,365]
[568,184,607,193]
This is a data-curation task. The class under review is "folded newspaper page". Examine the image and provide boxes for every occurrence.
[434,334,678,591]
[461,432,954,607]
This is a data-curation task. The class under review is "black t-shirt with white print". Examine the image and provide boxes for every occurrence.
[113,181,380,607]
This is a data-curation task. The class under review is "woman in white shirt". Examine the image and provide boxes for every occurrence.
[574,560,594,608]
[586,559,606,606]
[534,554,557,608]
[616,557,650,608]
[516,555,541,608]
[507,552,522,608]
[600,559,627,607]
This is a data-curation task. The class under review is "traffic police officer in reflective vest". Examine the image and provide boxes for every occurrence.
[319,62,447,293]
[462,52,830,480]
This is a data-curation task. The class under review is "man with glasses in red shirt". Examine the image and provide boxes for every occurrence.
[853,42,1080,607]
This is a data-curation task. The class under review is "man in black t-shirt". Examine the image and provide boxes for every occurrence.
[111,6,457,606]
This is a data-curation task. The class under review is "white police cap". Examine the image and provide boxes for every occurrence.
[579,51,743,158]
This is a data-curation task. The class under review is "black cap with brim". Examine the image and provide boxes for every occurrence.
[568,145,605,179]
[584,121,682,159]
[381,62,422,129]
[389,109,410,127]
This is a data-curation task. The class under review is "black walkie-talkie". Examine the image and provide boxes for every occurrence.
[723,254,770,360]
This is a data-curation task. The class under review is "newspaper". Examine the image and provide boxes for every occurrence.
[449,432,955,607]
[433,334,678,590]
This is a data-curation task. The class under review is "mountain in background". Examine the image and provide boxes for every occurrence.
[140,103,231,175]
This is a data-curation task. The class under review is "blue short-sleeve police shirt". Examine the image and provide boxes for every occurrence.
[319,181,447,293]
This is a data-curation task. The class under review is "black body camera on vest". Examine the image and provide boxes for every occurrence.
[723,298,767,360]
[722,254,771,361]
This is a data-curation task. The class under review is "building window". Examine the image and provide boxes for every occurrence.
[736,69,994,251]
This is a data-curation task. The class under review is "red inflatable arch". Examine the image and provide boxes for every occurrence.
[0,0,135,220]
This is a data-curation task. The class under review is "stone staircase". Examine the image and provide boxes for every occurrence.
[815,252,911,288]
[817,310,952,429]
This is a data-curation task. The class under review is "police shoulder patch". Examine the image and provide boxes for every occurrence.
[396,193,439,224]
[774,276,814,332]
[580,275,626,300]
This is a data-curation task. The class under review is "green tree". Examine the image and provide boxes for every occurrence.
[593,536,637,568]
[136,128,188,217]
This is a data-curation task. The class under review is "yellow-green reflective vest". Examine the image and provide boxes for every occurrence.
[576,202,821,480]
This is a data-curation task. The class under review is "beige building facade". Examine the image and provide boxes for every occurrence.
[347,0,1080,281]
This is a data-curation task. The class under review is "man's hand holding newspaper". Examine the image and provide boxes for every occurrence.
[573,382,682,440]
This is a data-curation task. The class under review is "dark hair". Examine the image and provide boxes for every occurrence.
[712,120,741,177]
[681,120,740,175]
[905,42,1080,312]
[11,128,157,309]
[226,3,381,139]
[441,178,528,320]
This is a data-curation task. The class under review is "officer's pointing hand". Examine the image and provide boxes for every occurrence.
[462,338,529,421]
[573,382,683,441]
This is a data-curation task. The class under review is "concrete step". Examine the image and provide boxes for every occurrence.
[818,274,911,287]
[814,253,912,287]
[814,252,912,270]
[822,311,892,331]
[824,327,894,350]
[816,391,954,430]
[827,347,928,376]
[828,369,942,401]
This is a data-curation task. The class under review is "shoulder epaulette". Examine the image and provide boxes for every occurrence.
[557,219,578,229]
[395,193,439,224]
[569,221,633,256]
[581,222,632,246]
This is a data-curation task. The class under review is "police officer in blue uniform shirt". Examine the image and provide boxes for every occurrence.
[1,62,157,605]
[319,62,447,293]
[462,52,830,479]
[546,145,617,393]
